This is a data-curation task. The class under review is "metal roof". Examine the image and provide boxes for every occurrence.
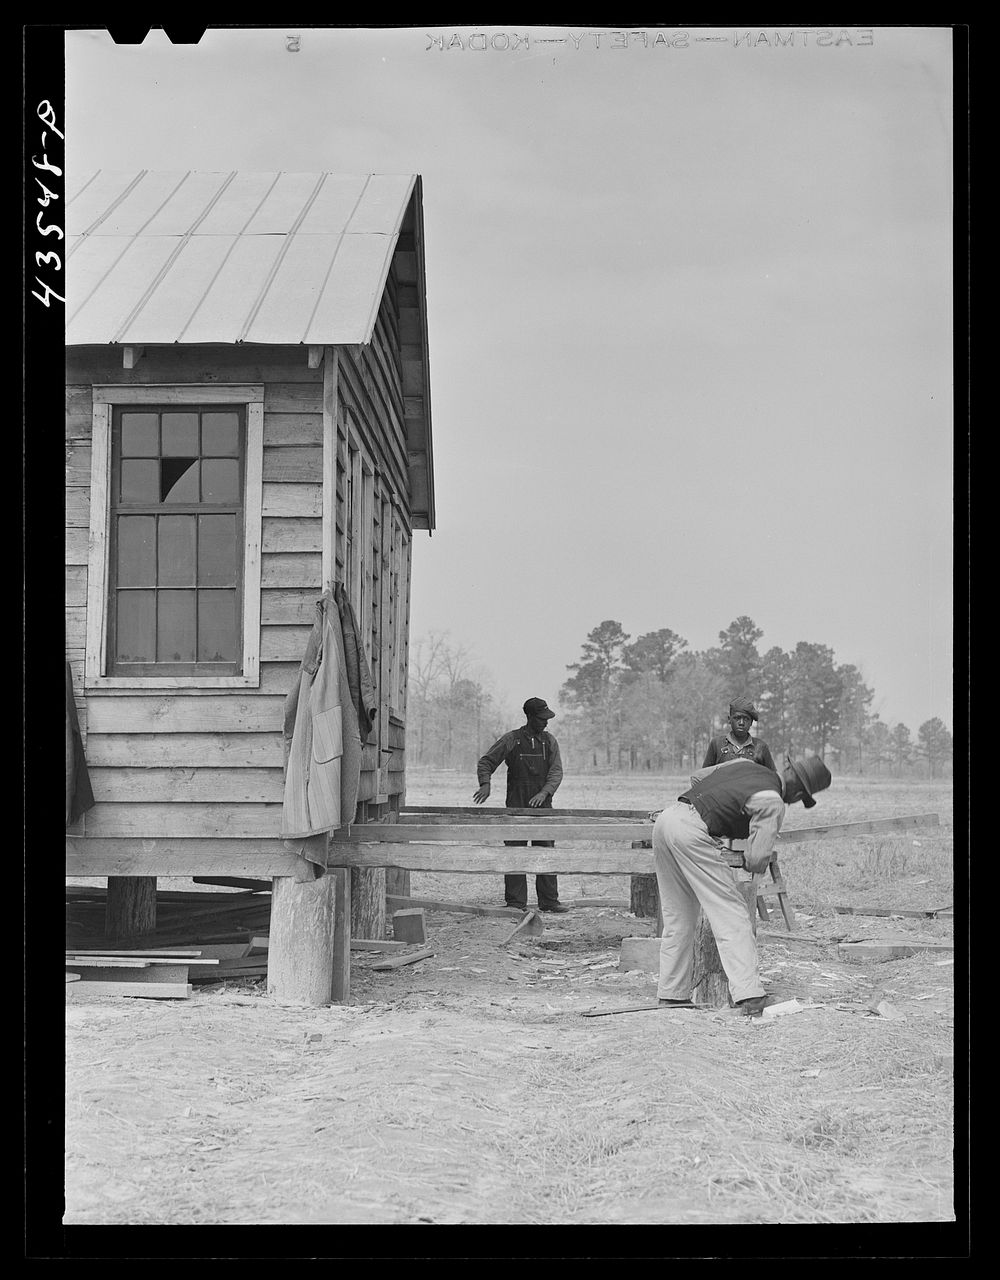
[65,170,420,347]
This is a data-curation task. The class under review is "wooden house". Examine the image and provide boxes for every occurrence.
[65,170,434,1001]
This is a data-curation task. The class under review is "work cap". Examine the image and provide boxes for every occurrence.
[523,698,555,720]
[787,756,833,808]
[729,697,759,722]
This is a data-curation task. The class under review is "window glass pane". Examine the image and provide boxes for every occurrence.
[158,589,196,661]
[161,458,200,503]
[120,413,158,456]
[201,458,240,503]
[158,515,197,586]
[198,590,238,662]
[120,459,159,503]
[161,413,199,456]
[202,412,240,456]
[116,516,156,586]
[116,590,155,661]
[198,514,238,586]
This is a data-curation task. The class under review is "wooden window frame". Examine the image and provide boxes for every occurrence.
[84,385,264,689]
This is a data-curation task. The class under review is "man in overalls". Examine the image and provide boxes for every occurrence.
[473,698,570,913]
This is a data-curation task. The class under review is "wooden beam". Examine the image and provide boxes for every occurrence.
[370,948,434,971]
[337,822,655,842]
[385,895,521,918]
[307,345,325,370]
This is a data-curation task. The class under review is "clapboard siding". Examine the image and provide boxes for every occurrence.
[261,517,323,553]
[79,803,283,838]
[89,767,285,804]
[85,732,286,768]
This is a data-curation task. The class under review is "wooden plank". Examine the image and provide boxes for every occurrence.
[833,904,949,919]
[83,733,285,768]
[260,588,323,625]
[370,948,434,971]
[66,837,305,877]
[261,482,322,519]
[76,803,283,838]
[64,964,190,983]
[336,822,655,842]
[193,876,273,891]
[65,948,207,958]
[88,768,284,804]
[777,813,940,843]
[260,552,323,589]
[263,445,323,483]
[401,806,651,818]
[64,956,153,967]
[385,895,522,918]
[260,626,313,663]
[261,517,323,554]
[331,845,658,874]
[838,941,955,962]
[264,411,323,447]
[67,981,193,999]
[84,696,285,734]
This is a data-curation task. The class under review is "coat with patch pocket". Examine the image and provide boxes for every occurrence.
[281,591,372,858]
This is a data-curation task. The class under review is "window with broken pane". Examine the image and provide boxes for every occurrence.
[109,407,245,674]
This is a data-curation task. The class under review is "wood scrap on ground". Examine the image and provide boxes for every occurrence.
[500,910,543,946]
[67,980,193,999]
[833,904,951,919]
[385,895,520,918]
[370,948,435,971]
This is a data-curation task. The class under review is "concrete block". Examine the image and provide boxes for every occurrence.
[619,936,661,974]
[391,908,427,944]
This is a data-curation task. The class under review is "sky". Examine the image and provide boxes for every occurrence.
[62,24,957,733]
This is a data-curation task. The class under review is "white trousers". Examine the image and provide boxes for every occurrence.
[652,802,765,1003]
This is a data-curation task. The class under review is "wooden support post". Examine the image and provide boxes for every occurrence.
[331,867,352,1003]
[629,842,663,934]
[105,876,157,941]
[267,873,337,1005]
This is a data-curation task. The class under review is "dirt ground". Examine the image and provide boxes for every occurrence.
[61,774,962,1232]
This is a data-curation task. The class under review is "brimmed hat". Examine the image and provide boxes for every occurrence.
[788,756,832,808]
[729,697,758,722]
[523,697,555,720]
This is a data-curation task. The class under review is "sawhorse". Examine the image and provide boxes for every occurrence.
[727,840,796,931]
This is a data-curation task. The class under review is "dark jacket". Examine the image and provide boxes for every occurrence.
[679,759,783,841]
[703,733,776,771]
[66,661,95,827]
[477,726,563,808]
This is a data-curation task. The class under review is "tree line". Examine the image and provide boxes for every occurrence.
[405,618,954,778]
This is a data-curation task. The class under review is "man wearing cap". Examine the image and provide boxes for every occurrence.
[473,698,570,913]
[703,697,776,771]
[652,753,832,1016]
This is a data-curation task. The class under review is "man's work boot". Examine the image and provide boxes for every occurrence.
[539,902,570,913]
[736,995,768,1018]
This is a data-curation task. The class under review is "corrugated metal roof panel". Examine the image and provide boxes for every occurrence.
[241,234,341,345]
[347,173,416,235]
[67,236,178,344]
[173,235,284,346]
[113,235,236,345]
[303,232,396,346]
[66,169,418,347]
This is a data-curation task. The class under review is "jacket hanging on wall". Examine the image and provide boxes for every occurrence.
[281,590,377,871]
[333,581,378,745]
[66,661,95,827]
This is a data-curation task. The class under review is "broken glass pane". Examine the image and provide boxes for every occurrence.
[161,458,199,503]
